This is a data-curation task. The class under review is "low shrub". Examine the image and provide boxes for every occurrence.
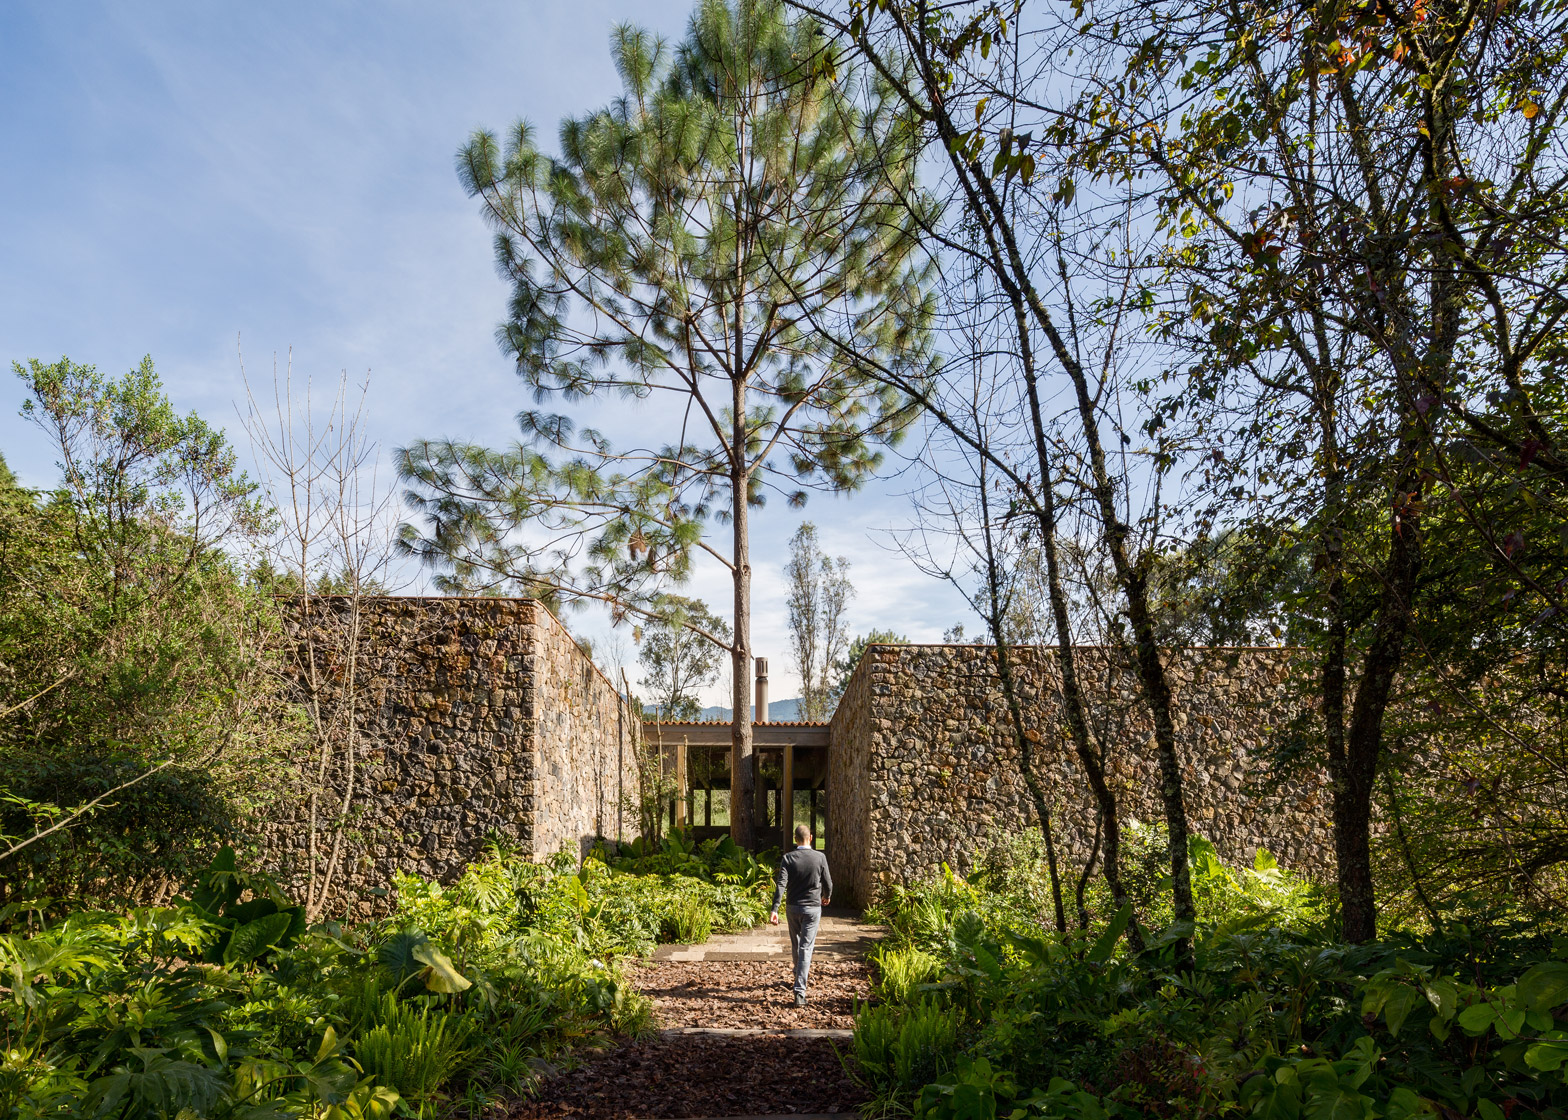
[858,834,1568,1120]
[0,844,669,1120]
[591,828,775,892]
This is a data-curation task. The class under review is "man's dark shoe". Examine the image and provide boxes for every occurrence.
[794,994,806,1008]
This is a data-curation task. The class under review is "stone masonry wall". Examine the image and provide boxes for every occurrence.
[826,643,875,908]
[829,644,1329,907]
[527,605,639,861]
[263,597,638,915]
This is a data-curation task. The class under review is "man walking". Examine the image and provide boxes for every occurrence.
[769,823,832,1007]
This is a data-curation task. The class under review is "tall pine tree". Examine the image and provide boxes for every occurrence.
[399,0,935,845]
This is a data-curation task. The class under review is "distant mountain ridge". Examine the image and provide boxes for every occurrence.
[642,697,805,721]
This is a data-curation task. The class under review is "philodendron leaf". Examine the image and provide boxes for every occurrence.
[1383,984,1422,1037]
[223,911,293,965]
[378,929,430,984]
[278,906,307,949]
[1089,905,1132,965]
[412,943,471,993]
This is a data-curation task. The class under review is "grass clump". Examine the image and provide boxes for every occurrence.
[853,997,961,1099]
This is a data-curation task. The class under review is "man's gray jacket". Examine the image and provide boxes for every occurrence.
[773,847,833,910]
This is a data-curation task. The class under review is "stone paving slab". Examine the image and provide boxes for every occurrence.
[653,1027,843,1036]
[651,911,884,963]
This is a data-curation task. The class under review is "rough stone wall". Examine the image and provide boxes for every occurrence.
[832,644,1329,906]
[526,606,639,861]
[263,597,638,915]
[826,650,876,907]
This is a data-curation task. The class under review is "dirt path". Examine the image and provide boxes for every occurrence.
[634,913,877,1033]
[513,911,882,1120]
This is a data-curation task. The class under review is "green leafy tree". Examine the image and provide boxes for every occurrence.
[398,0,935,845]
[1088,0,1568,939]
[638,596,732,720]
[0,449,16,489]
[0,358,288,897]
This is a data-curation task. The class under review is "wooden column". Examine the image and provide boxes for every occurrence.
[753,750,767,838]
[781,742,795,850]
[675,739,688,828]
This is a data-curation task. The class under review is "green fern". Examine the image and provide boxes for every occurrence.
[355,994,475,1115]
[871,944,943,1004]
[660,894,714,944]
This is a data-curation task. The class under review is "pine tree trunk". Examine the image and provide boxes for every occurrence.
[730,380,756,850]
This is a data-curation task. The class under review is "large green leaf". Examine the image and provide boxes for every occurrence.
[1302,1086,1374,1120]
[1382,984,1423,1037]
[279,905,308,947]
[226,897,281,925]
[188,845,242,915]
[1246,1080,1302,1120]
[1518,962,1568,1012]
[378,929,430,984]
[412,942,472,993]
[1524,1038,1568,1072]
[1457,1002,1497,1033]
[223,911,293,965]
[1088,905,1131,965]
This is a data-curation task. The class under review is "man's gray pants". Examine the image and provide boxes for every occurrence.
[786,905,821,1000]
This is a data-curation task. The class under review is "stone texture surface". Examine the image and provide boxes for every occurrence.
[825,644,1330,907]
[262,598,1326,917]
[263,597,638,913]
[529,606,638,861]
[825,648,874,911]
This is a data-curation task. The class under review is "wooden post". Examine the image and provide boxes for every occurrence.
[675,739,688,828]
[811,787,819,844]
[754,750,767,838]
[781,742,795,851]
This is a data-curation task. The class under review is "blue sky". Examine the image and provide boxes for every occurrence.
[0,0,973,700]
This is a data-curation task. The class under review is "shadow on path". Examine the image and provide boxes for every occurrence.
[510,911,883,1119]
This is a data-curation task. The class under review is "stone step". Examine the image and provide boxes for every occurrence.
[657,1027,854,1040]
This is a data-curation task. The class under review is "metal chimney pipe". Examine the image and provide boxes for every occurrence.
[754,657,769,723]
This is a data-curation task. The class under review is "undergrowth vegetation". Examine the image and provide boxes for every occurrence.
[0,834,771,1119]
[859,833,1568,1120]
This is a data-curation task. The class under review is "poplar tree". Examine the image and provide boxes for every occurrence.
[785,522,853,721]
[399,0,935,846]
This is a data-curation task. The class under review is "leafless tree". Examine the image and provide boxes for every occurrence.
[240,347,406,918]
